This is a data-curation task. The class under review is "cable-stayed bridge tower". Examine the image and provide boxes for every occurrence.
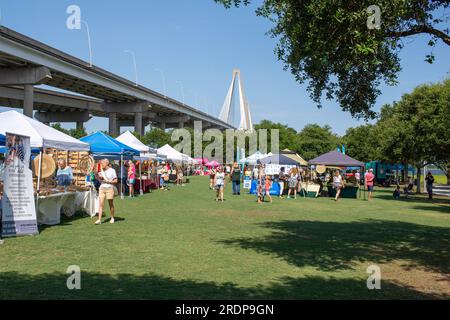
[219,69,253,131]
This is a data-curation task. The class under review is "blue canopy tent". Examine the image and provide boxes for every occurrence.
[0,134,5,146]
[80,132,139,199]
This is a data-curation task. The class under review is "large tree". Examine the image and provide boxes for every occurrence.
[374,79,450,191]
[51,123,87,139]
[342,124,376,163]
[140,128,173,149]
[215,0,450,119]
[254,120,298,151]
[296,124,341,160]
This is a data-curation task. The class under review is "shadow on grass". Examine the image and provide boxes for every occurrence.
[218,220,450,274]
[0,271,446,300]
[409,205,450,214]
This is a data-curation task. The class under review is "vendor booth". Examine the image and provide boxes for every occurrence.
[280,149,308,166]
[157,144,192,164]
[309,150,365,199]
[0,110,92,225]
[80,131,139,201]
[239,151,268,166]
[117,131,158,194]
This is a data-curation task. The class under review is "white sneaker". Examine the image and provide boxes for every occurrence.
[95,219,101,225]
[110,218,115,224]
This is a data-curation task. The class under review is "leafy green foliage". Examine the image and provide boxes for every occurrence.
[51,123,87,139]
[374,79,450,168]
[214,0,450,119]
[140,128,173,149]
[296,124,341,160]
[342,124,376,162]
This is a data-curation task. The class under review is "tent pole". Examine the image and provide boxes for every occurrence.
[139,160,143,196]
[35,149,43,215]
[120,155,124,200]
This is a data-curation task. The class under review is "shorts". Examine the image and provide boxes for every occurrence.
[127,178,135,185]
[99,188,115,200]
[215,184,224,190]
[367,185,374,192]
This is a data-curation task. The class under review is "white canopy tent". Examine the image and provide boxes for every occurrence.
[0,110,90,151]
[116,131,150,155]
[157,144,194,164]
[239,151,270,165]
[0,110,91,215]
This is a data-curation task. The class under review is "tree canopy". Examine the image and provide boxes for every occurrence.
[51,123,87,139]
[296,124,341,160]
[215,0,450,119]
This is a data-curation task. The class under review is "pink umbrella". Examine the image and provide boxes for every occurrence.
[193,158,208,165]
[206,160,220,167]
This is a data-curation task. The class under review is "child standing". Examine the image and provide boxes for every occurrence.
[214,167,225,202]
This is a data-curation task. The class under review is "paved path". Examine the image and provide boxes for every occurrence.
[434,185,450,197]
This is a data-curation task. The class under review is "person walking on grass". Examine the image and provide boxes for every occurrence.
[425,171,435,200]
[214,167,225,202]
[230,162,242,195]
[264,175,273,203]
[333,170,344,202]
[365,168,375,201]
[209,167,216,190]
[96,159,118,225]
[287,168,298,199]
[127,160,136,198]
[278,167,286,198]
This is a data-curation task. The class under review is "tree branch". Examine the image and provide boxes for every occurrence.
[387,25,450,46]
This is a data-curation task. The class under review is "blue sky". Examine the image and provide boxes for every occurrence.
[0,0,449,135]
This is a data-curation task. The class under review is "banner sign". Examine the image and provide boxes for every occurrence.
[264,164,297,176]
[243,176,251,189]
[2,133,38,237]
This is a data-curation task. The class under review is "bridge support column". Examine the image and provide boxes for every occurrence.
[134,112,143,136]
[160,122,166,130]
[109,112,118,137]
[23,85,34,118]
[76,121,84,130]
[178,121,185,129]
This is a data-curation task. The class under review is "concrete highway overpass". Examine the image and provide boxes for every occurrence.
[0,26,234,135]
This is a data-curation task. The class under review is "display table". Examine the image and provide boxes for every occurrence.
[37,190,98,225]
[327,185,359,198]
[249,180,280,195]
[134,178,156,193]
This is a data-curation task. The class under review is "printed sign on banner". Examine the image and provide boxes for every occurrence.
[1,133,38,237]
[264,164,297,176]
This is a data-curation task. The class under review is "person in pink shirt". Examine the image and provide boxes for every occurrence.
[365,168,375,201]
[127,160,136,198]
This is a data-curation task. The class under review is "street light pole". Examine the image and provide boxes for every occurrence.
[176,81,185,105]
[155,68,167,97]
[80,20,93,67]
[124,50,138,86]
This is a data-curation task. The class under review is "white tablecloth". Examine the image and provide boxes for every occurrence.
[37,190,98,225]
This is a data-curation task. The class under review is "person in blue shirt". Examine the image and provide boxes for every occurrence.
[56,159,73,191]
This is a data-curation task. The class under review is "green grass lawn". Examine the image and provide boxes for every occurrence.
[1,176,449,299]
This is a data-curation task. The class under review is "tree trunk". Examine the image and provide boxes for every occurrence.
[403,162,409,184]
[416,165,422,194]
[447,165,450,185]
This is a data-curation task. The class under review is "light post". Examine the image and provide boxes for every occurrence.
[124,50,138,86]
[80,20,93,67]
[175,81,185,105]
[155,68,167,97]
